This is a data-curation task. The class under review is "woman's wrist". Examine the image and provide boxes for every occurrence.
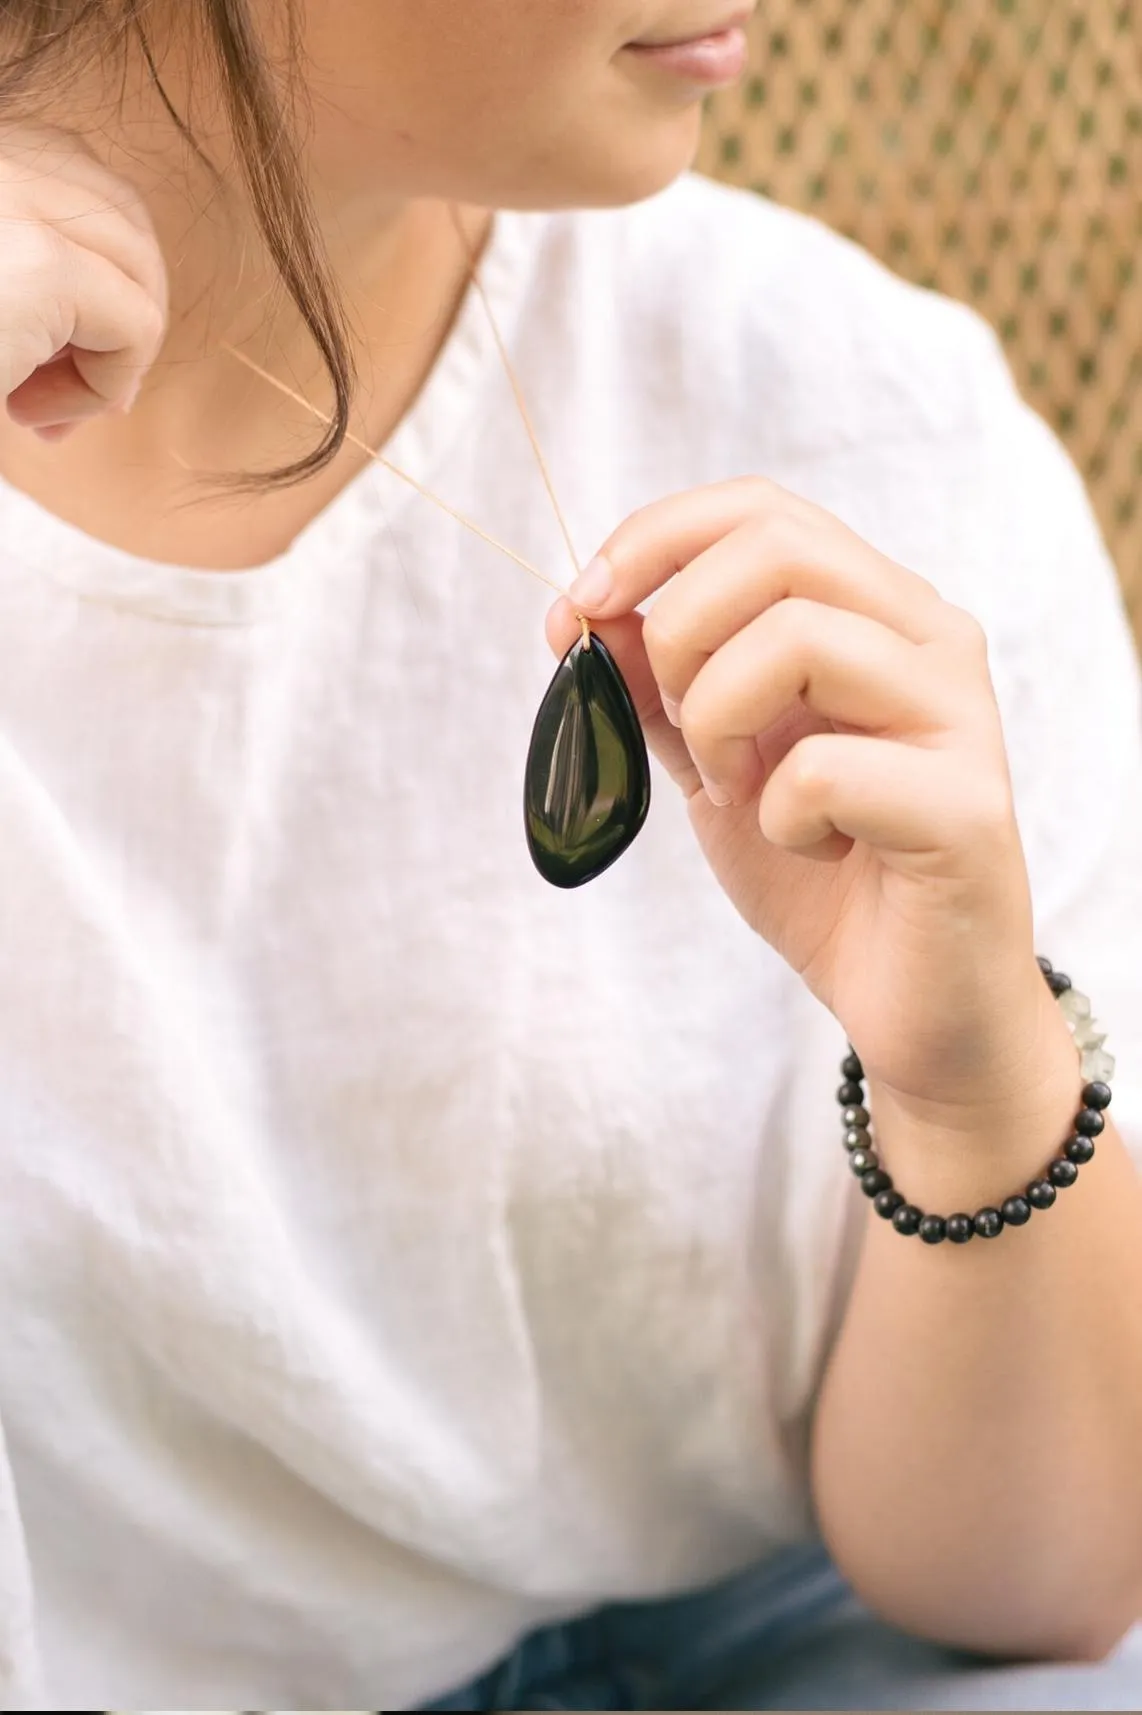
[864,982,1084,1213]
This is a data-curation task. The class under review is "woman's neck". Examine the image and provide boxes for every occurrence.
[0,56,492,568]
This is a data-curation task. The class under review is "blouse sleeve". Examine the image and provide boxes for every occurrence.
[975,394,1142,1164]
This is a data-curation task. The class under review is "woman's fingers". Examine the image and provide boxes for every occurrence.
[675,598,970,806]
[0,125,168,425]
[573,478,946,644]
[8,348,108,431]
[4,230,166,419]
[12,176,167,304]
[759,731,1015,874]
[63,233,167,409]
[550,481,1003,838]
[550,582,995,816]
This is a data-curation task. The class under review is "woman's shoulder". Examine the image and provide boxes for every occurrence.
[524,174,1014,460]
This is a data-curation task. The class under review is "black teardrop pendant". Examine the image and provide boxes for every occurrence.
[524,632,651,888]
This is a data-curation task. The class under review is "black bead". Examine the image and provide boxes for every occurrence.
[1075,1108,1104,1137]
[837,1081,864,1107]
[892,1204,923,1236]
[1082,1080,1112,1111]
[874,1189,905,1219]
[974,1208,1004,1239]
[1001,1195,1032,1227]
[841,1105,870,1130]
[861,1169,893,1198]
[843,1126,871,1152]
[525,634,651,888]
[841,1052,864,1083]
[1027,1178,1057,1210]
[1046,970,1072,995]
[1049,1158,1079,1189]
[945,1213,974,1244]
[918,1214,947,1245]
[849,1149,879,1176]
[1065,1134,1095,1166]
[1036,955,1054,976]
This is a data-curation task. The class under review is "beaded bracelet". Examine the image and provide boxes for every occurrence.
[840,957,1115,1244]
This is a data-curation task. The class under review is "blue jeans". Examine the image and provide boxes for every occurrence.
[421,1544,1142,1710]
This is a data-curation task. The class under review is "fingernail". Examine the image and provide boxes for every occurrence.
[661,693,682,727]
[33,423,78,443]
[568,554,613,612]
[699,772,733,808]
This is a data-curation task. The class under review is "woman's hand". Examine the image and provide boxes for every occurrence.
[0,124,167,439]
[548,477,1059,1122]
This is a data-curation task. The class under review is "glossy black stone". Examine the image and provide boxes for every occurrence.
[892,1204,922,1237]
[525,633,651,888]
[841,1105,870,1130]
[1027,1179,1057,1210]
[861,1169,893,1198]
[1045,969,1072,995]
[849,1148,879,1176]
[1049,1158,1079,1189]
[974,1208,1004,1239]
[843,1125,871,1152]
[841,1052,864,1083]
[1065,1134,1096,1166]
[945,1214,974,1244]
[1075,1107,1105,1137]
[874,1189,905,1220]
[1082,1080,1112,1111]
[918,1215,947,1245]
[1001,1196,1032,1227]
[837,1081,864,1106]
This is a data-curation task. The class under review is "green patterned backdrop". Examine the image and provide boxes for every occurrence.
[700,0,1142,649]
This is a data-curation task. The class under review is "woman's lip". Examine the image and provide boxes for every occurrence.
[621,24,749,85]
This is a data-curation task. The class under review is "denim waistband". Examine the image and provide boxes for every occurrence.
[420,1542,851,1711]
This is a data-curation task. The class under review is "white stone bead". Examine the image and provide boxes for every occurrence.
[1058,987,1092,1025]
[1046,978,1113,1085]
[1081,1045,1116,1083]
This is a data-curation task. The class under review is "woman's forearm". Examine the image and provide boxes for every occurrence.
[812,993,1142,1662]
[571,475,1142,1659]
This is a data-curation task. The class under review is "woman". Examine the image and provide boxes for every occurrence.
[0,2,1140,1708]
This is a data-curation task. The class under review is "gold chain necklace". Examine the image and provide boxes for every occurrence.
[222,207,651,887]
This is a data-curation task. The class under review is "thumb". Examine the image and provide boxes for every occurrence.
[6,346,109,428]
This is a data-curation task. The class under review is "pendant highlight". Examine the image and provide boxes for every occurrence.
[524,633,651,888]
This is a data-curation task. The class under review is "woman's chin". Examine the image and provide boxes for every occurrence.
[510,112,706,212]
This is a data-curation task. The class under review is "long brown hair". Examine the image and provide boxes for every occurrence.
[0,0,353,488]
